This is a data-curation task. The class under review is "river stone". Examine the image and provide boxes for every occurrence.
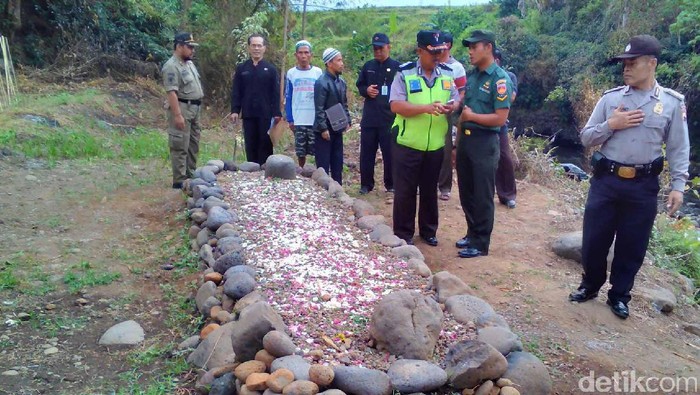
[207,206,239,231]
[178,335,201,350]
[202,296,222,317]
[476,312,510,330]
[265,155,297,180]
[338,193,354,207]
[188,178,210,194]
[684,323,700,337]
[444,340,508,389]
[98,320,145,345]
[271,355,311,381]
[301,164,316,177]
[217,237,245,257]
[318,391,346,395]
[210,372,236,395]
[225,265,257,280]
[204,196,231,213]
[197,228,212,248]
[431,271,473,303]
[357,215,385,230]
[407,258,432,277]
[387,359,447,393]
[316,175,332,190]
[636,285,677,313]
[282,380,318,395]
[203,164,221,175]
[231,301,288,362]
[501,351,552,395]
[200,244,215,267]
[216,223,237,238]
[445,294,496,324]
[239,162,262,172]
[195,281,218,314]
[246,372,271,391]
[308,364,334,387]
[328,180,344,197]
[234,290,265,314]
[267,368,295,392]
[311,167,327,181]
[201,168,217,183]
[194,198,205,209]
[214,250,247,274]
[188,225,201,239]
[352,199,375,218]
[379,234,404,247]
[552,231,614,268]
[191,210,208,225]
[235,360,267,382]
[369,224,393,242]
[474,380,494,395]
[263,330,297,357]
[207,159,225,171]
[224,272,257,299]
[188,322,236,369]
[332,366,392,395]
[369,290,443,360]
[392,245,424,261]
[477,326,522,356]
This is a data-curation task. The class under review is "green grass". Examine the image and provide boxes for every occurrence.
[0,267,19,291]
[649,215,700,300]
[63,261,122,293]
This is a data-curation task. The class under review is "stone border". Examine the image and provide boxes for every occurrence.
[178,155,552,395]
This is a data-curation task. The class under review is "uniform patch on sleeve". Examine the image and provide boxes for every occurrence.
[167,72,176,85]
[681,102,687,121]
[441,79,453,90]
[496,78,508,101]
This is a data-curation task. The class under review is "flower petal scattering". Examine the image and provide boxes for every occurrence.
[220,172,472,368]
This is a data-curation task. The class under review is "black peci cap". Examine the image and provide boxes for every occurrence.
[612,35,661,60]
[494,48,503,61]
[371,33,390,46]
[175,32,199,47]
[462,30,495,46]
[417,30,448,52]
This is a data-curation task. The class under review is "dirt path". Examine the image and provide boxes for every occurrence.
[359,177,700,393]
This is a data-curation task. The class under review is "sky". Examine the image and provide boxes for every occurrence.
[297,0,491,10]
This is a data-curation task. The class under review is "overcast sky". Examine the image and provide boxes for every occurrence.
[298,0,491,10]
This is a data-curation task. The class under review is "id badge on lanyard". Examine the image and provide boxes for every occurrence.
[381,85,388,96]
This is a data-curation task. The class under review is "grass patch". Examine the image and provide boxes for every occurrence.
[63,261,121,293]
[0,267,20,291]
[649,215,700,300]
[32,315,89,338]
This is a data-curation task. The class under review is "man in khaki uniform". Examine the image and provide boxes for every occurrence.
[162,32,204,189]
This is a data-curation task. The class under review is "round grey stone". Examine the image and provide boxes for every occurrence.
[223,272,257,299]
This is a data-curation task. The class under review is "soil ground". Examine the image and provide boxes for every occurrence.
[0,80,698,394]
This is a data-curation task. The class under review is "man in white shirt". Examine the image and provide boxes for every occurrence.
[285,40,323,168]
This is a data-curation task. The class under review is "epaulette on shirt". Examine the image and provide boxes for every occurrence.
[662,87,685,102]
[603,86,625,95]
[399,61,416,71]
[438,63,453,72]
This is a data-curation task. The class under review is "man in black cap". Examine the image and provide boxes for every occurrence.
[569,35,689,320]
[389,30,459,246]
[455,30,514,258]
[161,32,204,189]
[356,33,401,197]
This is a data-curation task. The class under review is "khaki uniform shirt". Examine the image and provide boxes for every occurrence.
[580,82,689,191]
[162,55,204,100]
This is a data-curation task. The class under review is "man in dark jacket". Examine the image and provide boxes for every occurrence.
[230,33,282,165]
[314,48,350,184]
[356,33,400,195]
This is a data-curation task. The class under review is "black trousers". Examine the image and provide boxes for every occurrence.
[392,142,443,241]
[580,173,659,304]
[243,117,273,165]
[360,125,393,190]
[315,131,344,185]
[438,127,453,194]
[456,129,500,253]
[495,127,517,202]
